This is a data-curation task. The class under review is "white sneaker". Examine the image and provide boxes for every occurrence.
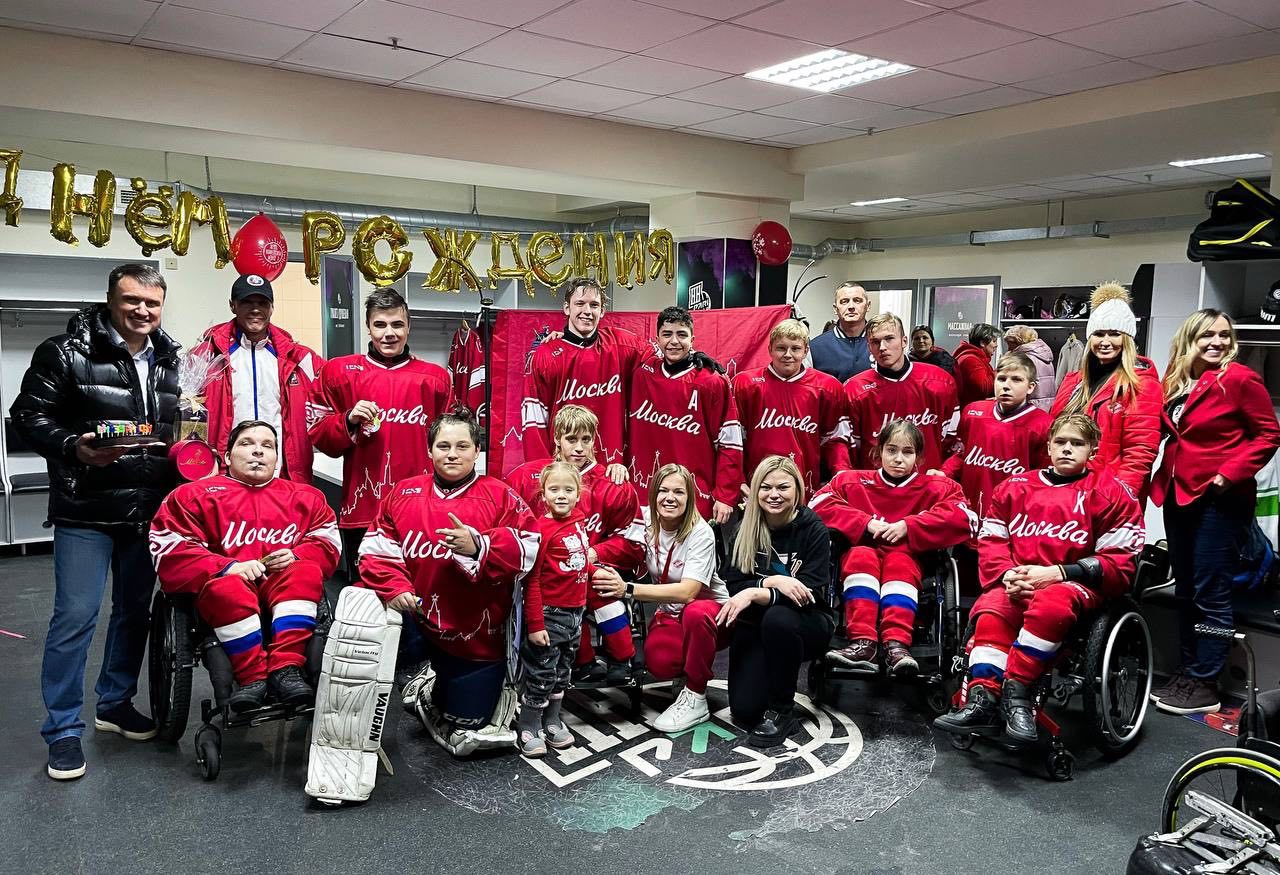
[653,687,709,733]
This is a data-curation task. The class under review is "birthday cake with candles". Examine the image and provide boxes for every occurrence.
[91,420,164,448]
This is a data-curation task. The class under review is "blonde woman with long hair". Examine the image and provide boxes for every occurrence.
[1150,309,1280,717]
[715,456,833,748]
[1049,282,1163,499]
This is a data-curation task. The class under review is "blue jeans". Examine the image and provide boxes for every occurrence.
[1164,492,1250,680]
[42,526,155,743]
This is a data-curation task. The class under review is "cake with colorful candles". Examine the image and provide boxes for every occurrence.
[90,421,164,448]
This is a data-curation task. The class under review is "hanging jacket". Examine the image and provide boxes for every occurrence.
[1055,335,1084,384]
[952,341,996,408]
[1018,338,1058,411]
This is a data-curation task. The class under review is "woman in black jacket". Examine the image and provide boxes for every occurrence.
[718,455,833,747]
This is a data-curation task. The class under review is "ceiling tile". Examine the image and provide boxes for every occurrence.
[275,61,397,85]
[762,126,864,146]
[402,59,554,97]
[961,0,1181,37]
[0,0,158,36]
[689,112,817,138]
[841,13,1032,67]
[502,99,595,118]
[938,39,1112,85]
[917,192,1017,206]
[392,0,568,28]
[672,75,810,110]
[282,33,444,79]
[515,79,651,113]
[522,0,711,52]
[1016,59,1160,95]
[831,69,990,107]
[605,96,738,126]
[459,30,624,76]
[1138,29,1280,72]
[757,94,890,123]
[170,0,358,30]
[836,107,947,131]
[1192,157,1272,176]
[977,184,1077,200]
[1055,3,1259,57]
[575,56,727,94]
[643,24,824,74]
[1197,0,1280,28]
[917,86,1043,115]
[136,39,276,65]
[1110,166,1218,185]
[325,0,505,56]
[644,0,775,18]
[1037,176,1140,192]
[733,0,933,46]
[140,5,311,60]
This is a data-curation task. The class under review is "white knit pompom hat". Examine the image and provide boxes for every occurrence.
[1085,282,1136,338]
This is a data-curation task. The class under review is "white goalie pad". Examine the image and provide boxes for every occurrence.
[305,587,402,804]
[412,672,518,757]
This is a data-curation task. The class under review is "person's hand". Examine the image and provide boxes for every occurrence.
[716,590,759,627]
[591,566,626,599]
[75,433,128,467]
[864,518,888,539]
[587,547,599,565]
[226,560,266,582]
[739,482,750,510]
[1017,564,1062,589]
[546,330,564,342]
[925,468,946,477]
[261,549,296,574]
[771,577,814,606]
[387,592,421,613]
[346,400,380,429]
[605,463,630,485]
[712,501,733,525]
[436,513,479,557]
[527,629,550,647]
[878,520,909,545]
[1002,570,1034,601]
[1209,473,1230,493]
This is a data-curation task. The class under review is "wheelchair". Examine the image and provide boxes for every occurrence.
[938,542,1163,781]
[567,595,649,720]
[147,588,331,781]
[807,549,967,717]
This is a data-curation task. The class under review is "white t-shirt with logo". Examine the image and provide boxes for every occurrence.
[644,516,728,616]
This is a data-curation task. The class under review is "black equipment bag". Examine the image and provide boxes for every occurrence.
[1188,179,1280,262]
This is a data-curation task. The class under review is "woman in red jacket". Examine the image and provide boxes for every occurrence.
[952,323,999,408]
[1049,283,1162,499]
[1150,310,1280,716]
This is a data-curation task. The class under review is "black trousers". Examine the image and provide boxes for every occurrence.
[340,527,366,584]
[728,603,834,728]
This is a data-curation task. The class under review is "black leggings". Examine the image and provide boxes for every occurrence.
[728,603,833,728]
[340,527,366,584]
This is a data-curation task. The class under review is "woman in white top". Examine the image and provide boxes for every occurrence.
[592,464,729,732]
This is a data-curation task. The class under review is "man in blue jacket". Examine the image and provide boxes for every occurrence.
[809,281,873,383]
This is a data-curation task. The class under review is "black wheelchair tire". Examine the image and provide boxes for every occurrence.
[1083,599,1152,758]
[148,591,194,744]
[1161,746,1280,832]
[196,731,221,782]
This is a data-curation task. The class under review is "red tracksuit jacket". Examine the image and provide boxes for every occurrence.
[359,473,539,662]
[149,474,341,592]
[942,400,1051,529]
[845,361,960,473]
[810,469,975,552]
[524,511,594,632]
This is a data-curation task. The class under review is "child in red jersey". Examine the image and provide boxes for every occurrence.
[517,461,594,757]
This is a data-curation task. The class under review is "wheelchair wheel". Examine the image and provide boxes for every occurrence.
[807,660,830,706]
[1161,746,1280,833]
[195,725,221,782]
[1083,600,1151,758]
[148,591,194,744]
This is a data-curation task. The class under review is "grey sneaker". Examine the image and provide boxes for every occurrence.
[1150,670,1190,704]
[543,722,575,749]
[518,730,547,758]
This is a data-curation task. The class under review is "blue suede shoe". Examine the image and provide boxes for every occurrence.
[47,737,86,781]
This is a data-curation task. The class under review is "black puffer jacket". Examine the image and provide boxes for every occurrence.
[10,304,180,531]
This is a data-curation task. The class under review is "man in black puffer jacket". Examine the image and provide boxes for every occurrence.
[11,263,180,781]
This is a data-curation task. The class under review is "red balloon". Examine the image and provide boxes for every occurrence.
[751,221,792,266]
[230,213,289,280]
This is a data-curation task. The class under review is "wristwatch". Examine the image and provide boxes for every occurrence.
[624,582,636,598]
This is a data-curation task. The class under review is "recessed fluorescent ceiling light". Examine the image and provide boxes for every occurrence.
[850,197,908,206]
[1169,153,1265,167]
[745,49,913,93]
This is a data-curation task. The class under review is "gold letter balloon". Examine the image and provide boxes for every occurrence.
[0,149,22,227]
[50,164,116,247]
[123,178,175,256]
[301,210,346,284]
[353,215,413,287]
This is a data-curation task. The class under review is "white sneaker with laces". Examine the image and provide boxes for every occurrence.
[653,687,710,733]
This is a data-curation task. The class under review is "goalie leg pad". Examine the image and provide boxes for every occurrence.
[305,587,402,804]
[415,679,517,757]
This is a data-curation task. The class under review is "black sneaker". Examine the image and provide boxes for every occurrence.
[933,685,1001,736]
[748,709,800,748]
[571,659,607,685]
[269,665,315,707]
[605,659,634,686]
[94,703,157,741]
[1150,670,1190,704]
[1001,679,1038,745]
[1155,678,1221,715]
[228,679,268,714]
[47,737,86,780]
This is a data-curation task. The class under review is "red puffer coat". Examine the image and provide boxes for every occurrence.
[953,342,995,408]
[1049,355,1162,500]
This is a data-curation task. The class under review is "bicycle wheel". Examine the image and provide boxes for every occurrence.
[1161,746,1280,833]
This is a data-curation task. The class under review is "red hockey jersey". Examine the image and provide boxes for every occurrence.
[359,473,538,662]
[626,359,745,516]
[975,469,1144,622]
[845,361,960,472]
[520,325,650,465]
[308,354,452,529]
[149,474,341,593]
[524,511,593,631]
[810,469,975,552]
[448,325,486,427]
[731,364,851,495]
[941,400,1051,535]
[508,459,645,570]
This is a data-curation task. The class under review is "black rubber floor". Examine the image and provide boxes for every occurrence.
[0,552,1223,874]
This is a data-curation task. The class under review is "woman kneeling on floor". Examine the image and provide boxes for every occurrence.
[717,456,833,748]
[593,463,731,733]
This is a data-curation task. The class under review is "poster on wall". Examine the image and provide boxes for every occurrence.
[677,238,760,310]
[722,239,758,309]
[929,285,992,348]
[322,255,357,359]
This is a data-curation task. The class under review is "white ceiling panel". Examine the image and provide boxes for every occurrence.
[402,59,554,98]
[643,24,823,75]
[503,99,594,117]
[1016,60,1161,95]
[1139,29,1280,72]
[757,94,889,124]
[171,0,359,31]
[574,56,727,94]
[275,61,397,85]
[325,0,505,56]
[840,13,1031,68]
[917,192,1018,205]
[1110,166,1218,184]
[938,38,1112,85]
[977,183,1081,200]
[0,0,158,37]
[762,126,865,146]
[515,79,651,113]
[459,30,624,76]
[672,75,810,111]
[393,0,570,28]
[1186,156,1271,176]
[917,86,1044,115]
[281,33,443,79]
[833,69,990,107]
[642,0,776,18]
[140,6,310,60]
[1037,176,1139,192]
[1197,0,1280,28]
[521,0,711,53]
[960,0,1182,37]
[837,107,948,132]
[733,0,933,46]
[605,96,738,126]
[136,39,276,65]
[689,112,817,138]
[1055,3,1260,58]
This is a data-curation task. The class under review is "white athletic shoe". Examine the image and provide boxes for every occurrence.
[653,687,710,733]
